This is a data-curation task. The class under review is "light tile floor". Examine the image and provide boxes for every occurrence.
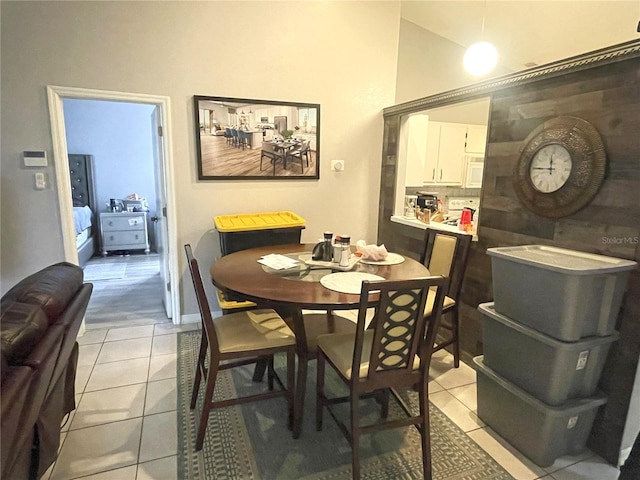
[42,318,623,480]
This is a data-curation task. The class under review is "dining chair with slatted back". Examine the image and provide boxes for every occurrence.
[419,228,472,367]
[184,244,296,450]
[316,276,448,480]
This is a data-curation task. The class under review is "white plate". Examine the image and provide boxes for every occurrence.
[359,252,405,265]
[320,272,385,294]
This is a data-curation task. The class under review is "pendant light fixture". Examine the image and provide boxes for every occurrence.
[463,0,498,76]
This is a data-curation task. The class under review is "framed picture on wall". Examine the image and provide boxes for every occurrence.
[194,95,320,180]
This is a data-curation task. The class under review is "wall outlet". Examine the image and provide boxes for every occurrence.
[331,160,345,172]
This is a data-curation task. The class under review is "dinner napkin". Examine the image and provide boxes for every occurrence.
[355,240,389,261]
[257,254,299,270]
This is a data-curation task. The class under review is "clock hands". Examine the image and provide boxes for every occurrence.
[532,154,556,174]
[532,167,555,172]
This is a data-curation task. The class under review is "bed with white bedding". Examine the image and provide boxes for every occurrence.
[69,154,98,267]
[73,205,93,247]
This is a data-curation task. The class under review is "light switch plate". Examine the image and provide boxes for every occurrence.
[34,172,46,189]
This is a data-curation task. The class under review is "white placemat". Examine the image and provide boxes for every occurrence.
[320,272,385,294]
[257,254,299,270]
[359,252,405,266]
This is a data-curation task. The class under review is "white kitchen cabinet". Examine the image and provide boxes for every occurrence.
[404,114,429,186]
[465,124,488,153]
[424,122,467,185]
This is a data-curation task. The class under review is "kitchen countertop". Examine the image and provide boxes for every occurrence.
[390,215,477,241]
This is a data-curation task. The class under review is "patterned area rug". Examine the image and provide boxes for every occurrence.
[83,262,127,281]
[177,330,514,480]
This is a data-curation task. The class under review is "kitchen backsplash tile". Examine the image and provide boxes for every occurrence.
[405,186,481,208]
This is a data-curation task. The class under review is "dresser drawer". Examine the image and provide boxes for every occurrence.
[102,230,148,248]
[102,215,146,231]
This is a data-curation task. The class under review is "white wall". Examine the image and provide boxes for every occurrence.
[395,18,511,104]
[0,1,400,315]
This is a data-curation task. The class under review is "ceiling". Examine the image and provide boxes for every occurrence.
[401,1,640,72]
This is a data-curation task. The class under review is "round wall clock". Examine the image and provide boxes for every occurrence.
[513,116,607,218]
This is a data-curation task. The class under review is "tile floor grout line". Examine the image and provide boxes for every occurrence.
[136,352,152,470]
[69,460,139,480]
[65,415,145,433]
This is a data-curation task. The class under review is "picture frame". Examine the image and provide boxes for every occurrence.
[194,95,320,180]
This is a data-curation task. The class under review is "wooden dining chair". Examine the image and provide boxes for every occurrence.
[184,244,296,450]
[316,276,448,480]
[260,141,285,175]
[287,140,310,173]
[419,228,472,367]
[288,309,357,438]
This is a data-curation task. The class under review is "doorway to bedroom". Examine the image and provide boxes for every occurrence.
[64,98,164,328]
[48,85,179,327]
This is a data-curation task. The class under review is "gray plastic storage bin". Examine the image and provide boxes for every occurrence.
[474,356,607,467]
[479,302,618,405]
[487,245,636,341]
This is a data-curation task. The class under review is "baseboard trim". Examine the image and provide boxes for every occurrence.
[180,311,221,325]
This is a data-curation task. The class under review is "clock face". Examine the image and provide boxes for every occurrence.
[528,144,572,193]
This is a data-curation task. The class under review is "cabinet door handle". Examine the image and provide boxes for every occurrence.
[432,168,435,180]
[440,169,443,180]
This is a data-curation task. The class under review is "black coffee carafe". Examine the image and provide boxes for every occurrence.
[109,198,123,212]
[312,231,333,261]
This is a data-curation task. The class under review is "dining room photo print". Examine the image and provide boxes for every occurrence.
[194,95,320,180]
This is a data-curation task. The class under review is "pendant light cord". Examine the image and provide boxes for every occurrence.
[481,0,487,40]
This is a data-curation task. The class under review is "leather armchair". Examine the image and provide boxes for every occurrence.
[1,262,92,480]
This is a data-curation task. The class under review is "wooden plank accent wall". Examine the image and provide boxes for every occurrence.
[378,57,640,464]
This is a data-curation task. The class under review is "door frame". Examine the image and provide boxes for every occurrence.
[47,85,180,323]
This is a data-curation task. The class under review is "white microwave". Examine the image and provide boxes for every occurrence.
[465,155,484,188]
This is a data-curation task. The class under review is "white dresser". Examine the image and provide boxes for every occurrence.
[99,212,150,256]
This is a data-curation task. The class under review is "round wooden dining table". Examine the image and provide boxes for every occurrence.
[210,243,431,438]
[210,243,431,311]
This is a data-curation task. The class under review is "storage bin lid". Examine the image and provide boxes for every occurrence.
[214,211,306,232]
[487,245,637,274]
[478,303,620,348]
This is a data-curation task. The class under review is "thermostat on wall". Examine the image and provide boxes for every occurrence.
[23,150,47,167]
